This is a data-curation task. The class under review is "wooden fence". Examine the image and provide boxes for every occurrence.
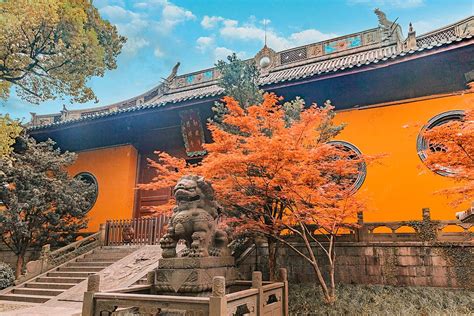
[105,216,168,246]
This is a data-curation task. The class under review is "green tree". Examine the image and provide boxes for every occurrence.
[212,53,263,132]
[215,53,262,108]
[0,115,22,157]
[0,0,126,104]
[0,135,94,277]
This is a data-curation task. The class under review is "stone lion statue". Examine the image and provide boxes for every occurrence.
[160,175,230,258]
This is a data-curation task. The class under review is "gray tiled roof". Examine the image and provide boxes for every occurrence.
[27,15,474,131]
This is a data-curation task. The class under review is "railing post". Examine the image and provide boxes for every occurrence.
[151,217,157,245]
[82,274,100,316]
[278,268,289,316]
[209,276,227,316]
[99,223,107,246]
[252,271,263,315]
[356,212,368,242]
[147,270,156,295]
[422,208,431,221]
[40,244,50,273]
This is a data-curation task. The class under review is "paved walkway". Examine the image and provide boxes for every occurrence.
[0,302,81,316]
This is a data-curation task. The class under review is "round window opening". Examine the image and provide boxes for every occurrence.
[327,141,367,193]
[74,172,98,212]
[417,110,465,176]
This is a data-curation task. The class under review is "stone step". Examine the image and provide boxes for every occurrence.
[83,253,125,260]
[36,276,86,284]
[0,293,51,303]
[93,247,136,252]
[58,266,104,272]
[67,261,113,267]
[47,271,95,278]
[76,257,121,262]
[24,282,77,290]
[13,288,64,297]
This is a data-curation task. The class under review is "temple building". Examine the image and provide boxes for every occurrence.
[27,11,474,231]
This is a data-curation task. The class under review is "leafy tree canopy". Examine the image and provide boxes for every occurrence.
[0,115,22,157]
[421,109,474,206]
[0,0,126,104]
[215,53,262,108]
[0,135,94,276]
[141,94,368,303]
[213,53,305,133]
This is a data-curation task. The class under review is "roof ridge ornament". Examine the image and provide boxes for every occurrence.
[374,8,403,45]
[374,8,393,29]
[165,62,180,84]
[399,22,418,52]
[254,45,277,75]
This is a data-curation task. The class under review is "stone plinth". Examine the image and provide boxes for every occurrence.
[154,256,237,295]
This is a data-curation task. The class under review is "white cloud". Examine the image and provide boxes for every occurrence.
[100,6,149,56]
[201,16,225,29]
[153,47,164,57]
[123,37,150,55]
[218,19,338,51]
[347,0,424,9]
[214,47,246,62]
[196,36,214,52]
[133,2,149,9]
[289,29,337,46]
[99,1,196,56]
[159,1,196,32]
[93,0,125,9]
[100,5,138,22]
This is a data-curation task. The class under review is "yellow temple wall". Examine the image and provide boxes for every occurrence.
[334,91,474,222]
[68,144,138,231]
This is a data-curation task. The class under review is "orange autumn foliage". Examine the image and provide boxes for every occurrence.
[141,93,369,303]
[421,109,474,206]
[141,94,365,232]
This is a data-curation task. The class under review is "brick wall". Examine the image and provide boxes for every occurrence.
[238,242,473,288]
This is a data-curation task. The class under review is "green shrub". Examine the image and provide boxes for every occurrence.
[289,283,474,315]
[0,262,15,289]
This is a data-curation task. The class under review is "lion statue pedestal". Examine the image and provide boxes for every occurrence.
[154,175,237,295]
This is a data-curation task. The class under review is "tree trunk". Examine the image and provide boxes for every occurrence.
[15,253,24,279]
[267,237,278,281]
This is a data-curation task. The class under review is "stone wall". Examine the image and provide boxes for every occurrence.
[0,244,41,270]
[237,241,473,288]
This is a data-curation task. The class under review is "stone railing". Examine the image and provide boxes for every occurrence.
[302,208,473,244]
[16,225,105,284]
[356,208,473,243]
[82,270,288,316]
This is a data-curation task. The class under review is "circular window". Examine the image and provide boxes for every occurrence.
[327,141,366,193]
[417,110,465,175]
[74,172,98,211]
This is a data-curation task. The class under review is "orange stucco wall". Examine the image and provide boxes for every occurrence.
[68,144,138,232]
[334,92,474,222]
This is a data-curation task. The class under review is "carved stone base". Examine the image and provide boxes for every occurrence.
[154,256,237,295]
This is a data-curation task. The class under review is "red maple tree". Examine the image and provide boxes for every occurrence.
[421,109,474,206]
[142,93,367,303]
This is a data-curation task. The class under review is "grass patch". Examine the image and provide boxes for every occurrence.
[289,283,474,315]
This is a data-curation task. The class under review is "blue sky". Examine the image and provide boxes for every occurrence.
[2,0,473,121]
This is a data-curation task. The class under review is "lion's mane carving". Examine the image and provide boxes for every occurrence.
[160,175,230,258]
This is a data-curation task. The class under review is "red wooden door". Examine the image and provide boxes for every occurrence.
[135,153,172,217]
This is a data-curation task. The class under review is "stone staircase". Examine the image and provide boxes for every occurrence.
[0,247,135,304]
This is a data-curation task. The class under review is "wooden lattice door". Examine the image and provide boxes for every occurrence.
[135,153,172,217]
